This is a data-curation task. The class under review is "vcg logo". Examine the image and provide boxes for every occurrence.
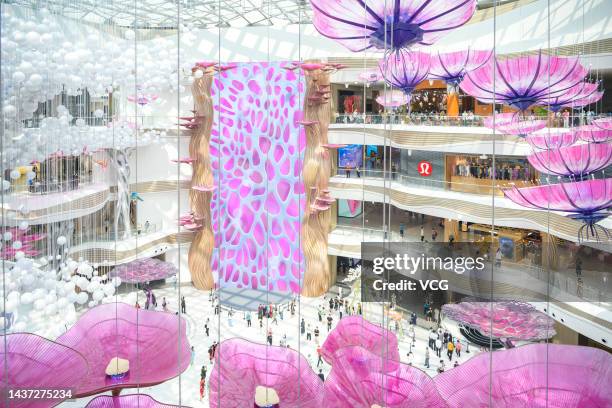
[417,161,432,176]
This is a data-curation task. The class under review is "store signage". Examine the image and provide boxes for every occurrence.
[417,161,432,176]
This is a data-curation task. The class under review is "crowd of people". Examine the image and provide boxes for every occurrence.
[451,158,536,183]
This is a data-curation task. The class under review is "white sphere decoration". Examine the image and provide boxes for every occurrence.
[45,303,58,316]
[2,104,17,118]
[26,170,36,180]
[124,29,136,40]
[5,299,18,313]
[103,284,115,297]
[194,69,203,79]
[34,298,46,310]
[112,276,122,287]
[21,292,34,304]
[66,291,77,303]
[2,180,11,191]
[14,251,24,260]
[77,263,93,277]
[12,71,25,82]
[12,241,22,250]
[86,281,100,293]
[13,322,27,332]
[56,297,69,309]
[39,257,48,267]
[93,109,104,118]
[3,232,13,241]
[88,300,96,308]
[9,170,21,180]
[7,291,20,303]
[18,221,29,230]
[21,274,35,287]
[92,290,104,301]
[76,292,88,305]
[76,276,89,290]
[56,235,67,246]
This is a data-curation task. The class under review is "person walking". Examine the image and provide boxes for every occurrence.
[316,347,323,367]
[246,311,252,327]
[327,314,333,331]
[495,247,502,267]
[267,328,273,346]
[162,297,167,311]
[181,296,186,314]
[199,377,205,401]
[314,326,320,344]
[306,324,312,341]
[420,226,425,242]
[424,347,430,368]
[318,369,325,381]
[447,341,454,361]
[435,337,442,357]
[399,223,405,239]
[455,340,462,357]
[300,318,305,335]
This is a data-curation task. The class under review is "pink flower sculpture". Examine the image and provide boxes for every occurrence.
[460,52,589,111]
[127,94,159,106]
[56,302,191,397]
[527,143,612,177]
[526,131,577,150]
[429,49,492,86]
[359,70,383,83]
[109,258,178,284]
[321,316,400,366]
[496,119,547,137]
[376,90,410,108]
[85,394,189,408]
[442,301,555,341]
[574,125,612,143]
[309,0,476,52]
[1,333,88,408]
[379,50,430,98]
[434,344,612,408]
[208,338,323,408]
[593,117,612,131]
[483,112,518,130]
[544,81,602,112]
[324,345,446,408]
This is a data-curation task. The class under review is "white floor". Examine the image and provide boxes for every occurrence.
[62,284,481,407]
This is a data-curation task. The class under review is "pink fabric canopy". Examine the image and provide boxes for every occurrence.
[85,394,188,408]
[527,143,612,176]
[209,338,323,408]
[376,90,410,108]
[543,81,602,112]
[497,119,547,136]
[321,315,400,366]
[323,345,446,408]
[442,301,555,341]
[460,52,589,111]
[0,333,89,408]
[593,117,612,130]
[309,0,476,52]
[56,302,191,397]
[429,49,492,85]
[109,258,178,284]
[358,70,383,83]
[526,132,577,150]
[379,50,430,96]
[574,125,612,143]
[434,344,612,407]
[483,112,518,130]
[503,178,612,214]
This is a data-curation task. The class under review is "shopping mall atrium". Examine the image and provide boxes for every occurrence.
[1,0,611,407]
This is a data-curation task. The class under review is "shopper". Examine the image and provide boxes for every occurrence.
[424,347,430,368]
[447,341,454,361]
[246,311,252,327]
[199,377,205,401]
[420,226,425,242]
[181,296,186,314]
[455,340,462,357]
[316,347,323,367]
[435,338,442,357]
[318,369,325,381]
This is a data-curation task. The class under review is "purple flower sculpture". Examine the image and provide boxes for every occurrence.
[442,300,555,341]
[503,178,612,241]
[527,143,612,177]
[109,258,178,284]
[321,315,400,366]
[379,50,430,100]
[309,0,477,52]
[324,345,446,408]
[574,125,612,144]
[496,119,547,137]
[208,338,323,408]
[594,117,612,131]
[85,394,189,408]
[460,52,589,111]
[434,344,612,408]
[544,81,602,112]
[56,302,191,397]
[483,112,518,130]
[376,90,410,108]
[429,49,492,87]
[1,333,89,408]
[526,131,578,150]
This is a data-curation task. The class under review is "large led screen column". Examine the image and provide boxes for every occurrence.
[210,62,305,293]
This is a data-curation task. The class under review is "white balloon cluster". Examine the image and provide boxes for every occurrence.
[1,256,121,338]
[342,264,362,284]
[2,111,161,166]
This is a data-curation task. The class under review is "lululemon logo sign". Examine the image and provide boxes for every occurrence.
[417,161,432,176]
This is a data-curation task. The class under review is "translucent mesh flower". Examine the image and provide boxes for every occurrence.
[429,49,492,86]
[593,117,612,131]
[56,302,191,397]
[379,50,430,98]
[574,125,612,144]
[434,344,612,408]
[376,90,410,108]
[109,258,178,284]
[527,144,612,177]
[309,0,477,52]
[359,70,383,83]
[323,345,446,408]
[542,81,602,112]
[209,338,323,408]
[496,120,547,137]
[321,315,400,366]
[504,178,612,242]
[526,131,577,150]
[442,300,555,341]
[483,112,518,130]
[1,333,88,408]
[460,52,589,111]
[85,394,188,408]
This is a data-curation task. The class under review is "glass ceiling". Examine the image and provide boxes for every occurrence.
[4,0,516,28]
